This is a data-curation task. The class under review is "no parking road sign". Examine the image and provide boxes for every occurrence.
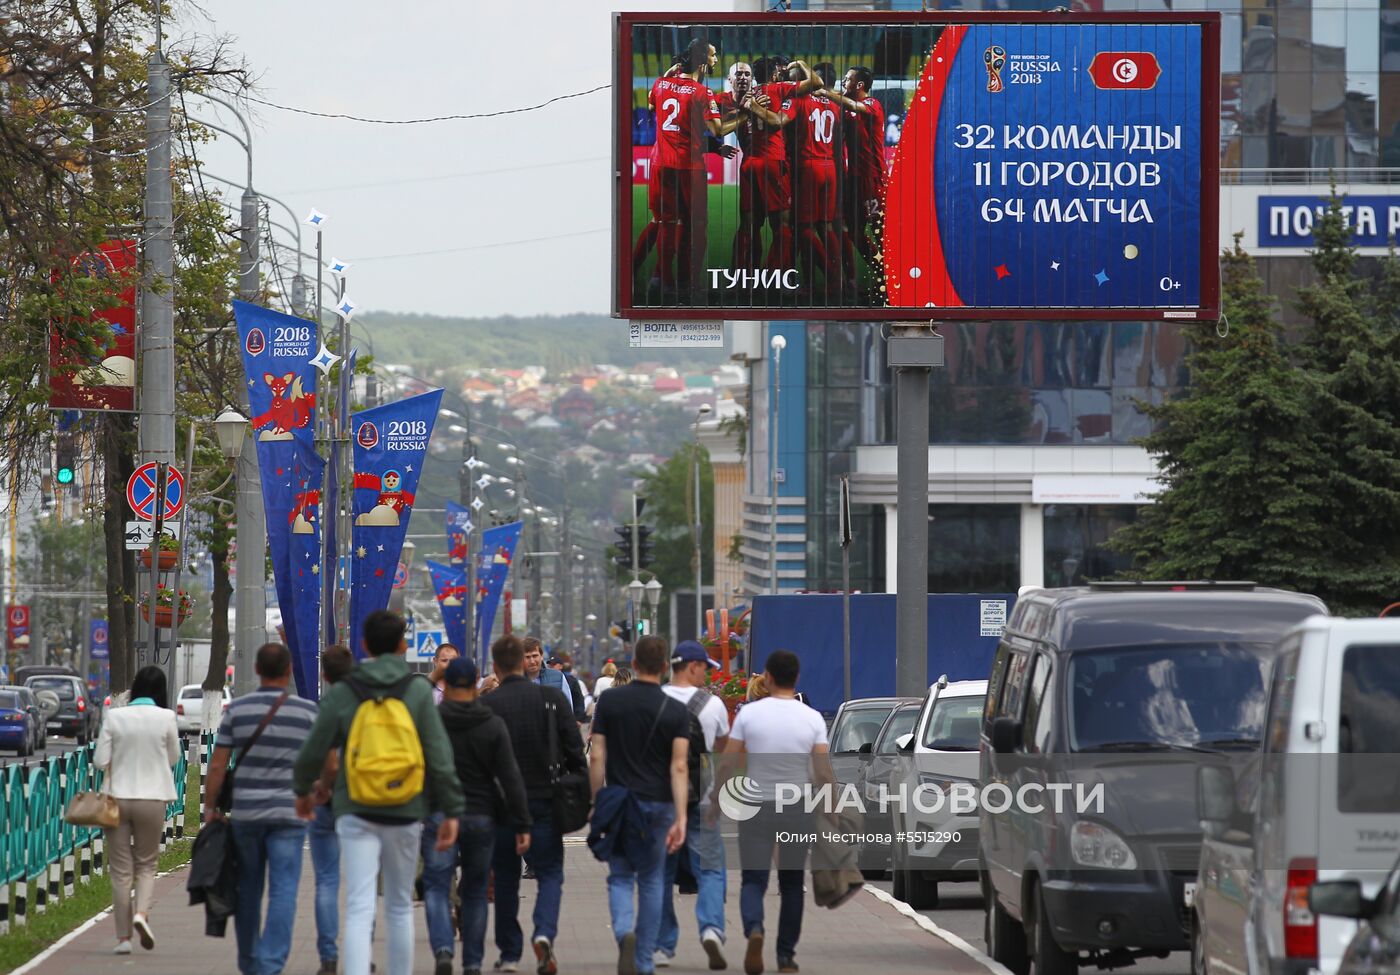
[127,462,185,521]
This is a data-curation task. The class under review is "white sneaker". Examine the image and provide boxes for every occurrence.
[702,928,728,971]
[133,914,154,950]
[655,950,672,968]
[113,940,132,955]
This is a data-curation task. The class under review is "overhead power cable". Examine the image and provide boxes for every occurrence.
[239,85,608,125]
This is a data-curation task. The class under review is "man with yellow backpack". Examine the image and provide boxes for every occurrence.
[295,610,465,975]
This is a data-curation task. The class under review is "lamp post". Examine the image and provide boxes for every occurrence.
[644,577,663,636]
[627,577,644,649]
[769,333,786,595]
[693,404,713,639]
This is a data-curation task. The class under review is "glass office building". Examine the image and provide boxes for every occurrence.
[737,0,1383,595]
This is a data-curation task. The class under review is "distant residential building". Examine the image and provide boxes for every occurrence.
[554,387,597,426]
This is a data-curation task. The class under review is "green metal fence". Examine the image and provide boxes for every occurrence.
[0,731,215,935]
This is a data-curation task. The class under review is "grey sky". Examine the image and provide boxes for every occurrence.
[190,0,743,320]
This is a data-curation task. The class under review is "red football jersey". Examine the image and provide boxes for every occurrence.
[736,81,798,162]
[846,95,887,188]
[791,91,840,165]
[651,76,721,170]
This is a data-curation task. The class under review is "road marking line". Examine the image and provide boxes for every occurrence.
[865,885,1016,975]
[8,863,190,975]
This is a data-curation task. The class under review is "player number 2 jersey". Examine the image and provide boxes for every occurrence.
[651,76,720,171]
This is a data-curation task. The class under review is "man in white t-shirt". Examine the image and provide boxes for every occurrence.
[657,641,730,971]
[714,650,830,975]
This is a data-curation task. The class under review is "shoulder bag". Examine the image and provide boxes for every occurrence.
[216,690,289,814]
[545,697,592,834]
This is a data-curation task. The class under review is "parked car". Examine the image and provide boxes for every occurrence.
[0,685,41,755]
[1310,853,1400,975]
[887,676,989,908]
[175,683,230,734]
[24,674,101,744]
[13,664,79,686]
[13,686,48,753]
[852,701,921,874]
[979,581,1327,975]
[1194,616,1400,975]
[828,696,917,789]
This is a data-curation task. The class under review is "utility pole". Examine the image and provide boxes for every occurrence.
[560,501,572,654]
[233,187,267,695]
[889,325,945,698]
[138,21,175,673]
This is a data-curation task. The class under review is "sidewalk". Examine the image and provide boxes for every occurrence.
[19,838,991,975]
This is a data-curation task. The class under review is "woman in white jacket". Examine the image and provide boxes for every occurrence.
[92,665,180,954]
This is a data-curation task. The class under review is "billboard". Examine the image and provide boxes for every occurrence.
[49,239,138,410]
[614,13,1220,322]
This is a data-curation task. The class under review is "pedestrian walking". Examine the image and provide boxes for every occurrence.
[92,664,180,955]
[438,656,533,975]
[612,666,634,689]
[547,652,588,723]
[481,634,586,975]
[717,650,832,975]
[657,641,730,971]
[294,611,465,975]
[421,640,464,974]
[523,636,569,696]
[594,660,618,697]
[309,645,355,975]
[588,636,690,975]
[203,644,320,975]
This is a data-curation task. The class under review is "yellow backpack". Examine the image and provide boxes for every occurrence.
[343,674,425,806]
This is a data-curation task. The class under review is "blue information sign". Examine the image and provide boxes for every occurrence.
[1258,195,1400,248]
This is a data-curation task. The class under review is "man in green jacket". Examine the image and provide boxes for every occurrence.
[294,610,465,975]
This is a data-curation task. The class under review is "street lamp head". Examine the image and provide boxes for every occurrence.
[770,334,787,352]
[644,577,663,609]
[627,578,646,603]
[213,406,249,459]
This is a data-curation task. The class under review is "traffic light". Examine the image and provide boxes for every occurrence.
[636,525,654,570]
[611,524,655,571]
[55,437,76,486]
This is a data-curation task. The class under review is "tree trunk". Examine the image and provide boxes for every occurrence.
[205,542,231,691]
[102,413,136,692]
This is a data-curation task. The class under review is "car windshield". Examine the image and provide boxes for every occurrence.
[1069,643,1273,752]
[29,678,76,699]
[923,696,985,750]
[877,707,920,754]
[831,705,896,753]
[0,691,19,709]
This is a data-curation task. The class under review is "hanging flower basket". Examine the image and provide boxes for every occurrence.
[706,669,750,720]
[139,585,193,628]
[138,534,180,570]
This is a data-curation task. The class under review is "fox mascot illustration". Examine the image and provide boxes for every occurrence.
[251,372,314,438]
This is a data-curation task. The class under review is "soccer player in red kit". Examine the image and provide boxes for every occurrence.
[645,38,726,302]
[787,61,844,297]
[825,66,887,290]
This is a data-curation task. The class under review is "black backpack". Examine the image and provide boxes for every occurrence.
[682,688,714,808]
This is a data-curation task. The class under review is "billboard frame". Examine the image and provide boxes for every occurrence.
[614,10,1221,323]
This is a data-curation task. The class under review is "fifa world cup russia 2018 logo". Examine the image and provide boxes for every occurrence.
[985,46,1007,93]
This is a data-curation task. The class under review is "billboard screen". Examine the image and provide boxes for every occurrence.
[49,239,138,411]
[614,12,1220,322]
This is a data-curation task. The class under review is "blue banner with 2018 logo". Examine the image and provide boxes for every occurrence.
[348,389,442,656]
[233,300,321,696]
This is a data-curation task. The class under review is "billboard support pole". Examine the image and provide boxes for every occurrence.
[888,325,944,699]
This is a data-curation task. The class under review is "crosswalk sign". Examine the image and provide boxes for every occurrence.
[414,629,446,661]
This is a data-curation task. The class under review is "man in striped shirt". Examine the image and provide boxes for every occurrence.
[204,643,319,975]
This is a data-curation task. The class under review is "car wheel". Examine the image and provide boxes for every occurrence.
[1191,916,1208,975]
[986,890,1030,975]
[1028,882,1077,975]
[905,867,939,911]
[891,841,909,901]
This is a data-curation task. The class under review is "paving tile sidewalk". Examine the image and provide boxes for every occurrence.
[21,838,990,975]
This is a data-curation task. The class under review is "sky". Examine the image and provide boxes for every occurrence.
[187,0,744,321]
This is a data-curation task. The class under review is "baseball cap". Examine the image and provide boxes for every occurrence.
[671,640,720,669]
[444,657,480,689]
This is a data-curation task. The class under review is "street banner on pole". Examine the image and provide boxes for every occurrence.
[285,439,325,697]
[90,619,110,661]
[446,501,472,567]
[427,560,468,652]
[233,300,321,695]
[349,389,443,655]
[475,521,523,647]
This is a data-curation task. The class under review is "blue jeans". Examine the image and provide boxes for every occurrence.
[338,814,421,975]
[309,805,339,964]
[421,812,459,957]
[456,814,497,970]
[658,810,726,956]
[607,799,676,975]
[738,805,811,960]
[492,797,563,961]
[232,821,307,975]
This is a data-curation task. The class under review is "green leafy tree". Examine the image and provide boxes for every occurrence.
[1110,240,1333,593]
[631,446,713,636]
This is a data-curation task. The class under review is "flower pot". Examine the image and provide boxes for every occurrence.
[721,696,744,722]
[139,549,179,571]
[141,605,189,628]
